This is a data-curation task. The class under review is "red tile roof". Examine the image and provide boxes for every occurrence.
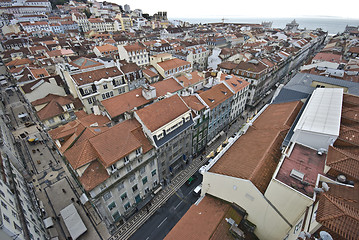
[102,88,151,118]
[157,58,191,71]
[316,183,359,240]
[164,195,230,240]
[151,77,183,97]
[182,95,206,112]
[199,83,234,109]
[79,160,110,191]
[176,71,204,88]
[220,74,250,93]
[210,101,303,193]
[135,94,190,132]
[326,146,359,180]
[71,66,122,86]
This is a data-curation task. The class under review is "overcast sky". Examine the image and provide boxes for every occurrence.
[112,0,359,19]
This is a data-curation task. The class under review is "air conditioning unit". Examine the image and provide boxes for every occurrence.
[290,169,305,181]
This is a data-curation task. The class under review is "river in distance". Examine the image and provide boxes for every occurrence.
[169,17,359,35]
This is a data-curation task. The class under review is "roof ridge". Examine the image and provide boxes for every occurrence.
[325,194,359,221]
[333,146,359,161]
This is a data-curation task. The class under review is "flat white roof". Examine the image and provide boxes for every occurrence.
[294,88,343,136]
[60,203,87,240]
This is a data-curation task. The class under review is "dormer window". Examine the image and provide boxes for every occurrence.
[157,132,163,140]
[185,115,190,122]
[124,155,129,164]
[135,148,141,156]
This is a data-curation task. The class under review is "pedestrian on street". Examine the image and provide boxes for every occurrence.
[62,188,66,193]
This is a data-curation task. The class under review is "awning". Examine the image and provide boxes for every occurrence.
[206,151,214,159]
[43,217,54,229]
[217,144,223,153]
[28,138,37,142]
[80,193,88,204]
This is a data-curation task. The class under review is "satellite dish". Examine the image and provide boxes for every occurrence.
[319,231,333,240]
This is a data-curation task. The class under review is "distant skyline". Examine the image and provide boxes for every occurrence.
[113,0,359,20]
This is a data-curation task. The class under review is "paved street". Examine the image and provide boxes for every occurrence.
[129,173,202,240]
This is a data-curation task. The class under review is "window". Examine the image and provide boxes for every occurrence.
[48,118,55,124]
[120,193,127,201]
[112,211,121,222]
[0,190,4,197]
[14,222,22,231]
[3,214,9,223]
[142,177,148,185]
[124,156,129,164]
[136,148,141,156]
[124,202,131,210]
[132,184,138,192]
[293,219,303,234]
[150,159,155,167]
[151,170,156,177]
[103,84,108,90]
[12,211,17,218]
[108,202,116,211]
[126,165,132,173]
[103,191,112,201]
[117,182,124,191]
[140,166,146,175]
[110,164,117,172]
[66,104,71,109]
[1,201,7,209]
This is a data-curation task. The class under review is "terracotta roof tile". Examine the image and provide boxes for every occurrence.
[182,95,206,112]
[176,71,204,88]
[135,94,190,132]
[102,88,151,118]
[164,195,230,240]
[316,183,359,240]
[88,120,141,167]
[157,58,191,71]
[79,160,110,191]
[220,74,249,93]
[199,83,234,109]
[65,139,98,169]
[95,44,118,53]
[71,66,122,86]
[326,146,359,180]
[151,77,183,97]
[210,101,303,193]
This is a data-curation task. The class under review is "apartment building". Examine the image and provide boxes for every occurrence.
[170,88,359,240]
[31,94,83,129]
[232,59,269,107]
[64,119,159,227]
[198,83,234,141]
[150,54,192,79]
[134,94,193,182]
[93,44,119,59]
[220,74,250,122]
[59,57,127,113]
[118,42,149,67]
[182,95,209,157]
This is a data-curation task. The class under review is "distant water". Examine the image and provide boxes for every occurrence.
[169,17,359,35]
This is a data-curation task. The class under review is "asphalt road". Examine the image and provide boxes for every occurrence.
[129,172,202,240]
